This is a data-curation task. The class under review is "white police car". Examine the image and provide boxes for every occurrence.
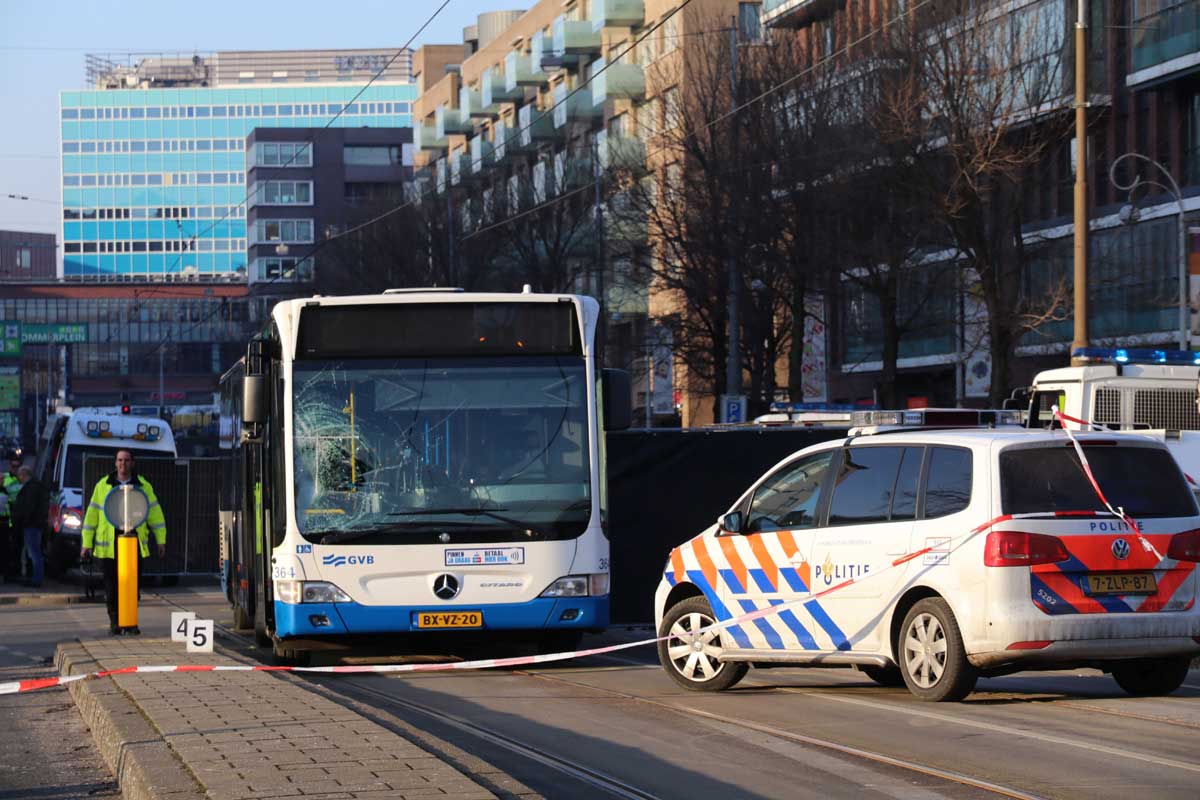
[655,415,1200,701]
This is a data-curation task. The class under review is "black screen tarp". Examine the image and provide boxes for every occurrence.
[606,427,846,624]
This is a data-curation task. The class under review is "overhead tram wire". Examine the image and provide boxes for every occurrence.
[141,1,454,352]
[157,0,452,279]
[278,0,698,249]
[460,0,940,242]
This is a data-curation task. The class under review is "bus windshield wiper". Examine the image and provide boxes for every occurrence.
[387,507,554,537]
[317,521,476,545]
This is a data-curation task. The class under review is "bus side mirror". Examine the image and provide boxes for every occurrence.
[243,375,267,424]
[602,369,632,431]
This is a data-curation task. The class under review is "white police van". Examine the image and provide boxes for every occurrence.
[655,410,1200,701]
[46,408,176,572]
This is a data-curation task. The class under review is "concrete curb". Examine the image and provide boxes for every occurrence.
[0,593,97,606]
[56,641,206,800]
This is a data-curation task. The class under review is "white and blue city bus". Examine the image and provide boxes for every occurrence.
[219,288,630,662]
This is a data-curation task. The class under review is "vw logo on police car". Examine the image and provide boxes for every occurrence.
[1111,538,1131,560]
[432,573,460,600]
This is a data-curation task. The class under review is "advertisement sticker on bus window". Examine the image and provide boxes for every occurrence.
[445,547,525,566]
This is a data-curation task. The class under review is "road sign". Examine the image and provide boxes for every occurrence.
[720,394,746,424]
[21,323,88,344]
[0,322,20,357]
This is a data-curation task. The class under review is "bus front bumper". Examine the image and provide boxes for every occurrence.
[274,595,609,638]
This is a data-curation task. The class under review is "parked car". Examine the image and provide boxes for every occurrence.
[656,416,1200,701]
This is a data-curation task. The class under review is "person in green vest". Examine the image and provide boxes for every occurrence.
[1,454,22,582]
[81,449,167,635]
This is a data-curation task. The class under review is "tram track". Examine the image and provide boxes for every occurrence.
[147,593,1199,799]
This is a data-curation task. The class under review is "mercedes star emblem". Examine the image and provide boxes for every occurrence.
[433,573,460,600]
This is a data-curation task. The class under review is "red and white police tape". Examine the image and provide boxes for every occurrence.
[0,420,1158,696]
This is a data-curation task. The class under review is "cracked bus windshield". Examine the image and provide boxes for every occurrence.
[293,356,591,544]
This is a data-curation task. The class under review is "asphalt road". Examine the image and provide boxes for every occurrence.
[3,587,1199,800]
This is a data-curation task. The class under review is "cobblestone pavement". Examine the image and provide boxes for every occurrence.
[0,661,121,799]
[64,635,498,800]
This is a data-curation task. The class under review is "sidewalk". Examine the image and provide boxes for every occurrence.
[57,635,499,800]
[0,576,99,606]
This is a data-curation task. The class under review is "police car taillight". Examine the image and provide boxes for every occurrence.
[984,531,1070,567]
[1166,529,1200,562]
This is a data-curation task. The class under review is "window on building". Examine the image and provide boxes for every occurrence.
[738,3,762,42]
[16,248,32,270]
[255,142,312,168]
[255,219,314,244]
[343,145,404,166]
[257,180,313,205]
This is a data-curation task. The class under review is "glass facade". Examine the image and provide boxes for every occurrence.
[59,83,414,279]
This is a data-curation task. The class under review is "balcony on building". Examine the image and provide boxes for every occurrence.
[482,66,524,107]
[506,46,549,90]
[449,150,472,186]
[554,148,594,190]
[1127,0,1200,87]
[435,104,473,140]
[590,57,646,104]
[553,15,603,57]
[595,129,646,173]
[606,191,648,245]
[470,134,495,175]
[415,122,448,154]
[406,170,432,202]
[533,26,576,71]
[760,0,833,28]
[591,0,645,30]
[533,158,557,202]
[518,102,562,147]
[460,86,497,120]
[436,156,448,194]
[553,83,601,128]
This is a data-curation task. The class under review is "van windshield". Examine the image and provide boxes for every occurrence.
[1000,445,1197,518]
[64,445,170,488]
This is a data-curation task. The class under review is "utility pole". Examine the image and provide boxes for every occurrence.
[446,190,457,286]
[594,137,608,367]
[158,335,167,420]
[724,20,742,417]
[1070,0,1089,364]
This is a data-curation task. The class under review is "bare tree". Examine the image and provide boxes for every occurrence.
[873,0,1075,403]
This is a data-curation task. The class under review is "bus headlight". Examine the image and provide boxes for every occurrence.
[276,580,352,604]
[540,574,608,598]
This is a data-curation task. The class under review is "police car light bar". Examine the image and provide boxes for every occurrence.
[1071,347,1200,366]
[851,408,1023,428]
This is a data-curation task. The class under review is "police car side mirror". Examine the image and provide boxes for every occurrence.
[243,375,267,424]
[719,511,744,535]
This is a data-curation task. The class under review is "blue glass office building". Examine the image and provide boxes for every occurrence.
[59,51,414,281]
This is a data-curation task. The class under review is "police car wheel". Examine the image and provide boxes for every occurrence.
[658,596,748,692]
[899,598,977,702]
[1111,656,1191,697]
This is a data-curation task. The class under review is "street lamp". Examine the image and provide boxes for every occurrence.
[1109,152,1189,350]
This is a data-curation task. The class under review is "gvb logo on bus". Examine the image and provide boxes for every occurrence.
[321,554,376,567]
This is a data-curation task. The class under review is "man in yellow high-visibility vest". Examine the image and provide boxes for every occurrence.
[81,450,167,635]
[2,454,22,582]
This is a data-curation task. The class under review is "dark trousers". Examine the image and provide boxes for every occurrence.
[99,554,142,626]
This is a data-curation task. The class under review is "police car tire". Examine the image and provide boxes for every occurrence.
[899,598,977,702]
[1111,656,1191,697]
[860,664,905,688]
[658,596,748,692]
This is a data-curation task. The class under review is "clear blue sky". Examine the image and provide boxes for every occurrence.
[0,0,522,236]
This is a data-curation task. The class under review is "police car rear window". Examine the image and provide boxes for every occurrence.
[1000,446,1197,518]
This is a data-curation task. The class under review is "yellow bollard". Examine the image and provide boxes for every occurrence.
[117,534,138,629]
